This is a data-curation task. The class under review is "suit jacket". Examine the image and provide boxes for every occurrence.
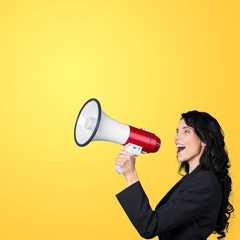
[116,166,222,240]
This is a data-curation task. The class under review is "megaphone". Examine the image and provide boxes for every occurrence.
[74,98,161,174]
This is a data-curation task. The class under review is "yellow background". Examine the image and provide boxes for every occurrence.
[0,1,239,239]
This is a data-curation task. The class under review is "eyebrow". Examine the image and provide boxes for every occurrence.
[176,126,193,132]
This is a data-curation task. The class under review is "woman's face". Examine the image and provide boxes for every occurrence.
[174,119,206,167]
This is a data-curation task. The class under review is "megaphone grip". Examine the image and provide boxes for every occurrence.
[115,165,123,174]
[124,126,161,153]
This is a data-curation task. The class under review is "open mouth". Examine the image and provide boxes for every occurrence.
[177,144,186,153]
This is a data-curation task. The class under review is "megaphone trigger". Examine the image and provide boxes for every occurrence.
[124,143,142,156]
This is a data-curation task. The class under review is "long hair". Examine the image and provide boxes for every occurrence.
[179,110,234,239]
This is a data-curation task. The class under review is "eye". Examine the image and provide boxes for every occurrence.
[184,128,191,133]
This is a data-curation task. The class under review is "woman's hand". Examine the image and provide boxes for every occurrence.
[115,150,139,186]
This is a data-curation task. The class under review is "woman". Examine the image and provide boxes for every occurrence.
[115,111,234,240]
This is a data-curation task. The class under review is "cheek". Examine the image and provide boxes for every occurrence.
[190,141,204,154]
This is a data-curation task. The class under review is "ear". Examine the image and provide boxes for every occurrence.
[201,141,207,147]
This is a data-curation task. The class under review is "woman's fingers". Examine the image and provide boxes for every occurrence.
[115,150,136,175]
[115,150,139,186]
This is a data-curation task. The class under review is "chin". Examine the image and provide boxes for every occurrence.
[177,157,185,162]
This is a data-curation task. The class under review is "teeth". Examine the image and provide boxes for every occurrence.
[176,144,185,147]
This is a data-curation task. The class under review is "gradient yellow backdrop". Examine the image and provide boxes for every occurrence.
[0,1,239,239]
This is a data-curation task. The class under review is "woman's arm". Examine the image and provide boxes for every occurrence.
[116,169,222,239]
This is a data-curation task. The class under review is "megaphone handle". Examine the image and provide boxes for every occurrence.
[115,165,123,174]
[115,143,142,174]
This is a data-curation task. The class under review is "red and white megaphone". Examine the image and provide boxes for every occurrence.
[74,98,161,174]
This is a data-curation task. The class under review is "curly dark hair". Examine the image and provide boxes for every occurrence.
[179,110,234,239]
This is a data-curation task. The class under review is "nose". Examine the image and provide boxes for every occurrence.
[174,132,180,142]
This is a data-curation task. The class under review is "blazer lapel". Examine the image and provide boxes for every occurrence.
[155,177,184,209]
[155,166,202,209]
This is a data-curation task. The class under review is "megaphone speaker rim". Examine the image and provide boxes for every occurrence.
[74,98,101,147]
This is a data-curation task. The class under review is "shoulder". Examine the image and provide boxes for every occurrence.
[181,167,221,192]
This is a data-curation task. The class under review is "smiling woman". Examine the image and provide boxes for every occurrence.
[175,119,206,173]
[115,110,234,240]
[178,111,234,239]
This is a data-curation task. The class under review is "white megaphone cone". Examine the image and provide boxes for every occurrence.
[74,98,161,174]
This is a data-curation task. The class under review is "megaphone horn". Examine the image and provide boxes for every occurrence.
[74,98,161,173]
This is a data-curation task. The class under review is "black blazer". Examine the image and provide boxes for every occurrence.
[116,166,222,240]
